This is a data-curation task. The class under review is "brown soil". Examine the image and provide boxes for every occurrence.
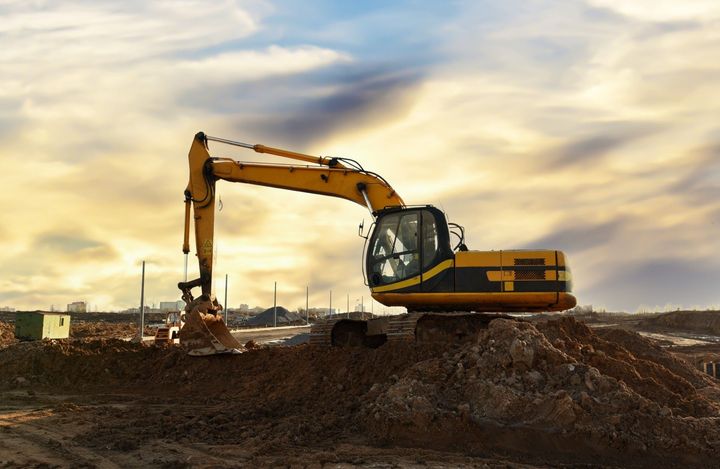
[638,310,720,335]
[0,320,18,348]
[70,320,145,339]
[0,317,718,468]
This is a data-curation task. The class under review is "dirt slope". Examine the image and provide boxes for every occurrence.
[639,310,720,335]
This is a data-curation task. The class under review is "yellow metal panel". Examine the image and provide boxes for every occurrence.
[504,281,514,291]
[455,251,502,267]
[372,292,577,312]
[545,270,557,281]
[556,251,567,267]
[558,270,572,281]
[371,274,421,293]
[486,270,503,281]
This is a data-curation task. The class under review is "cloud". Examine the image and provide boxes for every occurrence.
[588,258,720,311]
[33,232,118,261]
[175,46,350,85]
[236,69,423,147]
[526,218,626,253]
[666,143,720,204]
[546,123,660,169]
[587,0,720,22]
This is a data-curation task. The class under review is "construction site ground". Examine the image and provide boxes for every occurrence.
[1,311,720,468]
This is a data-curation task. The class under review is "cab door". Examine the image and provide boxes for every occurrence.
[419,208,454,292]
[367,210,421,289]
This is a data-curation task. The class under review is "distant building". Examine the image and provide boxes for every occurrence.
[0,306,16,312]
[15,311,71,340]
[159,301,185,312]
[67,301,87,313]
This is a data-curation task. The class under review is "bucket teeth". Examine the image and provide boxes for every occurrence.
[179,300,244,356]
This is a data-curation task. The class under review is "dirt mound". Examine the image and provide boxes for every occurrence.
[639,310,720,335]
[364,318,719,467]
[70,321,141,339]
[246,306,304,326]
[0,339,159,389]
[0,317,718,467]
[537,317,716,414]
[0,320,18,348]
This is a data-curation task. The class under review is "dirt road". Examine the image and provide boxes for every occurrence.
[0,390,541,468]
[231,325,310,345]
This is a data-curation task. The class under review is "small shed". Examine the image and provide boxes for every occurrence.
[15,311,71,340]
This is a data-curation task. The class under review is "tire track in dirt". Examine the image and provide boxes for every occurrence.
[0,409,122,469]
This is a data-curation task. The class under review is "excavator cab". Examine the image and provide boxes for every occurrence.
[367,206,453,290]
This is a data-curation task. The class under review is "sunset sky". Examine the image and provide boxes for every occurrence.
[1,0,719,313]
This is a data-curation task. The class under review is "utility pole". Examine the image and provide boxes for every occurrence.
[329,290,332,318]
[305,285,309,325]
[347,293,350,319]
[273,281,277,327]
[224,274,228,324]
[139,260,145,339]
[361,296,364,320]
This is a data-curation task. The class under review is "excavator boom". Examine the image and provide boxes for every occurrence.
[178,132,404,355]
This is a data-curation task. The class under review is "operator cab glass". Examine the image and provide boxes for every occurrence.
[367,207,449,287]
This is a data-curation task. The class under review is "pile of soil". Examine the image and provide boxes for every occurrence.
[0,320,18,348]
[70,321,144,339]
[0,317,718,467]
[245,306,304,327]
[363,318,719,466]
[639,310,720,335]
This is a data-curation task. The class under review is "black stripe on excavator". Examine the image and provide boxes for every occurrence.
[421,268,454,293]
[455,266,571,292]
[382,280,572,295]
[380,266,571,294]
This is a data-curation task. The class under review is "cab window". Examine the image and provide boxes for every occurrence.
[369,212,420,285]
[421,211,438,269]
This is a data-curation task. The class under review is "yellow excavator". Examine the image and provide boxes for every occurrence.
[178,132,576,355]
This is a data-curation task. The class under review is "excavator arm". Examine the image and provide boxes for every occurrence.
[180,131,404,301]
[178,132,404,355]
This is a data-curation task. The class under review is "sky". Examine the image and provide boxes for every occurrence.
[1,0,719,313]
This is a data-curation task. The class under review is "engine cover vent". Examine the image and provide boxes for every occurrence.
[514,258,545,266]
[514,270,546,280]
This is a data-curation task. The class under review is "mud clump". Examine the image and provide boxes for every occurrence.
[0,320,18,349]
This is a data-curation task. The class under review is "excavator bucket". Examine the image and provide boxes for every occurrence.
[179,301,244,356]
